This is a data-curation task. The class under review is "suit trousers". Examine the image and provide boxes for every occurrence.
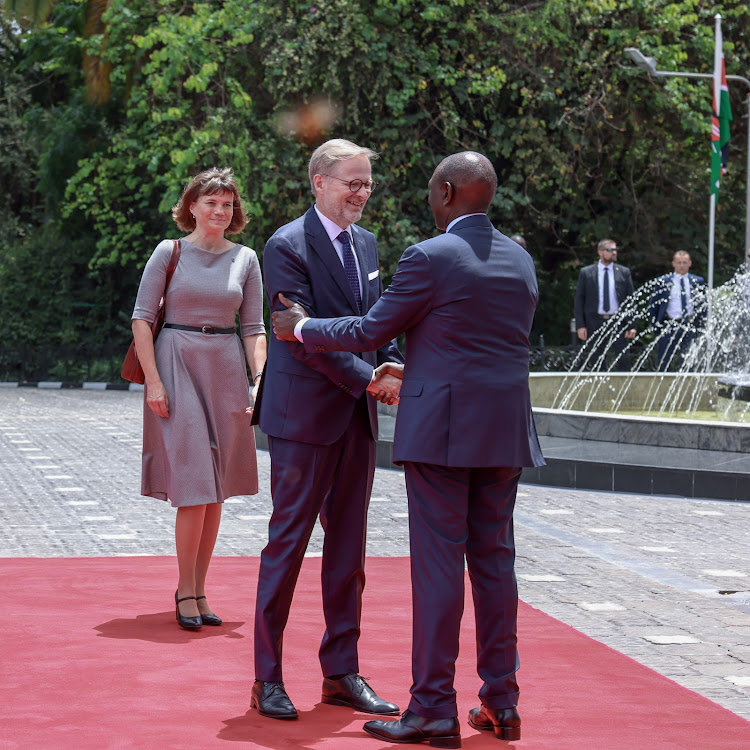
[656,319,695,372]
[254,398,375,681]
[403,461,521,719]
[577,315,631,371]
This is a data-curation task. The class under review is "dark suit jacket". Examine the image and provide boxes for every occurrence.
[258,206,402,445]
[300,214,544,469]
[649,272,705,325]
[574,262,635,332]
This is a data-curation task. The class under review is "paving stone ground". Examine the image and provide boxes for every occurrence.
[2,388,750,720]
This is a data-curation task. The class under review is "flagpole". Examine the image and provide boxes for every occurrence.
[707,191,715,325]
[745,93,750,255]
[709,14,721,298]
[706,187,715,373]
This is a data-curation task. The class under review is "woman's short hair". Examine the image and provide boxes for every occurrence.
[172,167,248,234]
[308,139,379,196]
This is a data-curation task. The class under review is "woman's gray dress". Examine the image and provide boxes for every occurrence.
[132,239,265,507]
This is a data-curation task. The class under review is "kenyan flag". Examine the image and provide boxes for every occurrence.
[711,23,732,196]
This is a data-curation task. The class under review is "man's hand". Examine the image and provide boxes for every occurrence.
[577,327,588,342]
[624,328,637,340]
[367,362,404,406]
[272,293,310,341]
[373,362,404,380]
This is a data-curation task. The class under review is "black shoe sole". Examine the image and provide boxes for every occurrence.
[468,717,520,741]
[362,724,461,748]
[467,717,491,732]
[321,696,400,715]
[251,697,298,720]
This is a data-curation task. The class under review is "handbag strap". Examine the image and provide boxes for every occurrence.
[163,239,182,296]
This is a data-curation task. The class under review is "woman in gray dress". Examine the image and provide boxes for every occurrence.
[131,168,266,630]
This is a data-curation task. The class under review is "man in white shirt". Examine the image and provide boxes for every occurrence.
[251,139,403,720]
[649,251,705,371]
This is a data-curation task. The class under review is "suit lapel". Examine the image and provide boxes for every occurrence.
[612,264,619,301]
[612,264,626,301]
[305,208,360,313]
[592,264,600,298]
[351,225,369,311]
[660,273,671,316]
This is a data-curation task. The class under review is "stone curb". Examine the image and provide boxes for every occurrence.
[0,381,143,391]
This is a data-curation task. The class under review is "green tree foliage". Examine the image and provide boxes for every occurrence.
[3,0,750,369]
[1,2,124,373]
[4,0,56,26]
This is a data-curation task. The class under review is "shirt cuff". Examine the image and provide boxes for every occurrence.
[293,318,309,342]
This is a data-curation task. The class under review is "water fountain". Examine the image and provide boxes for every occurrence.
[523,265,750,499]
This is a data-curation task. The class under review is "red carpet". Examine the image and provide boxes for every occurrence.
[3,556,749,749]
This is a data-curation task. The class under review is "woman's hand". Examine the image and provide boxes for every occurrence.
[245,382,259,416]
[146,380,169,418]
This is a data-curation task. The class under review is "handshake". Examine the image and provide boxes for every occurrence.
[271,293,403,407]
[366,362,403,406]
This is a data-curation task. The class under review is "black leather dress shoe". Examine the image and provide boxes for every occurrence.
[363,710,461,748]
[251,680,298,720]
[468,705,521,741]
[322,673,399,715]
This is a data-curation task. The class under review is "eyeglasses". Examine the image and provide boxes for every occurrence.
[322,175,378,193]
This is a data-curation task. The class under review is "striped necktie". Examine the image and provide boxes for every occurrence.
[338,231,362,313]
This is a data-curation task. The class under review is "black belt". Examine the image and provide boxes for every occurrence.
[163,324,236,334]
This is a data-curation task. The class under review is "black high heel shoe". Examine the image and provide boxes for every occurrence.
[196,595,222,626]
[175,590,202,630]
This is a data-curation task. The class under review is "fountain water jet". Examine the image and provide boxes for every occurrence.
[543,265,750,424]
[523,266,750,500]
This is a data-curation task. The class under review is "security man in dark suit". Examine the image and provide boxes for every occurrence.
[273,151,545,746]
[573,238,637,370]
[649,251,705,371]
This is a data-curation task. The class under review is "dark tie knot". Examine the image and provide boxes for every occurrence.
[338,231,351,249]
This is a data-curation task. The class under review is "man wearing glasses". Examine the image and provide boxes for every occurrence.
[573,238,637,370]
[251,139,403,720]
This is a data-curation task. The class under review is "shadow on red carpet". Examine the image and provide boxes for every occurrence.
[3,556,749,749]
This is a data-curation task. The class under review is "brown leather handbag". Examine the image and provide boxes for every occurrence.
[121,240,182,384]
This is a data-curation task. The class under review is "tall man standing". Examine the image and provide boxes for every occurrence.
[252,139,403,720]
[574,238,637,370]
[274,151,545,746]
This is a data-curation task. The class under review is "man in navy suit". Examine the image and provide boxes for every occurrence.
[273,151,545,746]
[573,239,637,370]
[649,251,705,371]
[252,139,403,720]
